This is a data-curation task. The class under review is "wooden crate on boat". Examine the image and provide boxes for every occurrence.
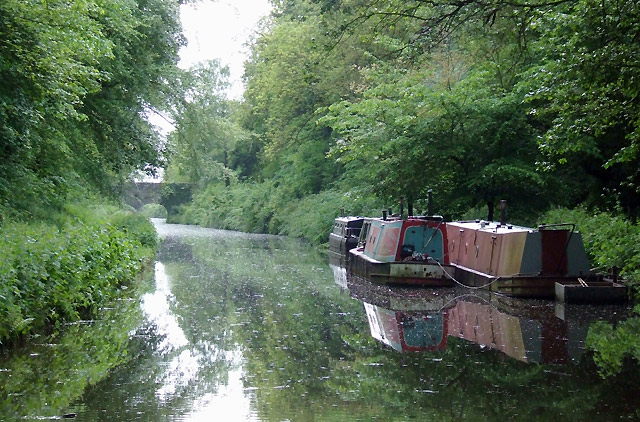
[555,279,627,303]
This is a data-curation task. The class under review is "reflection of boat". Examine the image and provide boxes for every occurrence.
[447,221,605,298]
[328,216,364,266]
[365,303,448,352]
[348,215,454,286]
[347,276,627,363]
[329,261,348,290]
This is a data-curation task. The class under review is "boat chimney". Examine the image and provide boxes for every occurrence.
[340,207,345,217]
[382,209,388,221]
[400,198,404,218]
[427,189,433,215]
[500,200,507,225]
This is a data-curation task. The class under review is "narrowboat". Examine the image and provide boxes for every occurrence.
[446,220,595,298]
[328,216,364,265]
[348,215,454,286]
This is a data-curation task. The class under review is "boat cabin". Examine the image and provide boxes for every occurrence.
[328,216,364,258]
[358,216,449,264]
[446,221,590,278]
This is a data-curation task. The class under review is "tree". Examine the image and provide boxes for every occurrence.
[167,61,247,188]
[320,15,550,220]
[526,0,640,216]
[0,0,184,217]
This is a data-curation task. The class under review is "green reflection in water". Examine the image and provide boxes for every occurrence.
[148,224,639,421]
[7,221,637,421]
[0,270,151,421]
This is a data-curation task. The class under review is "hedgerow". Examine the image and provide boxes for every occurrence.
[0,211,156,344]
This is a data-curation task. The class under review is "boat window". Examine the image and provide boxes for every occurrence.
[401,244,414,259]
[358,222,370,247]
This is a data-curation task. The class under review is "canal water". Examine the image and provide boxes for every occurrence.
[1,219,639,421]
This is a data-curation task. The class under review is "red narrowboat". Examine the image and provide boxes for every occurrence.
[349,215,455,286]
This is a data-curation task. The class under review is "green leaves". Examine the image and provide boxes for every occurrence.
[0,0,183,218]
[167,61,247,188]
[525,0,640,215]
[587,314,640,378]
[0,208,156,343]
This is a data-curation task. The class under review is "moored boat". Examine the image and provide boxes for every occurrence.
[446,220,594,298]
[348,215,454,286]
[328,215,364,265]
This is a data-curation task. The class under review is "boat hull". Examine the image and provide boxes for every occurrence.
[447,220,593,298]
[452,264,566,298]
[350,248,454,286]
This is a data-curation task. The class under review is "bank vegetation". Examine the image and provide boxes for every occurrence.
[0,0,183,344]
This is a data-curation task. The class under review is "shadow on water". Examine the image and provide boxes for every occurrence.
[1,219,638,421]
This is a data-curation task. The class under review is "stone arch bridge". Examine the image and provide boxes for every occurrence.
[123,181,193,218]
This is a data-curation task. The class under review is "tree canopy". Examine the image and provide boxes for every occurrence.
[0,0,183,218]
[4,0,639,227]
[218,0,639,220]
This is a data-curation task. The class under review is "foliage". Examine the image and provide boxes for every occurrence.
[168,0,640,292]
[109,211,158,249]
[167,61,245,188]
[320,51,548,220]
[173,181,383,243]
[138,203,168,219]
[0,283,147,419]
[586,307,640,378]
[273,189,383,245]
[0,0,183,219]
[528,0,640,216]
[240,7,371,197]
[0,206,156,344]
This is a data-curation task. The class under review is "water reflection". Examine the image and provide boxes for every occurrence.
[76,220,640,421]
[76,232,253,421]
[4,220,637,421]
[142,262,189,352]
[345,274,627,364]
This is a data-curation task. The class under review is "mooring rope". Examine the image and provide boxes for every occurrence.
[434,259,503,290]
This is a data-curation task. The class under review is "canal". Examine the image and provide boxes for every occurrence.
[1,219,639,420]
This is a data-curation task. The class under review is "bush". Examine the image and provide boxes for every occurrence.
[173,182,384,244]
[274,189,383,245]
[109,211,158,248]
[0,207,156,345]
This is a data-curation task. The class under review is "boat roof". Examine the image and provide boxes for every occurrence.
[447,220,533,234]
[363,215,444,223]
[334,216,364,222]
